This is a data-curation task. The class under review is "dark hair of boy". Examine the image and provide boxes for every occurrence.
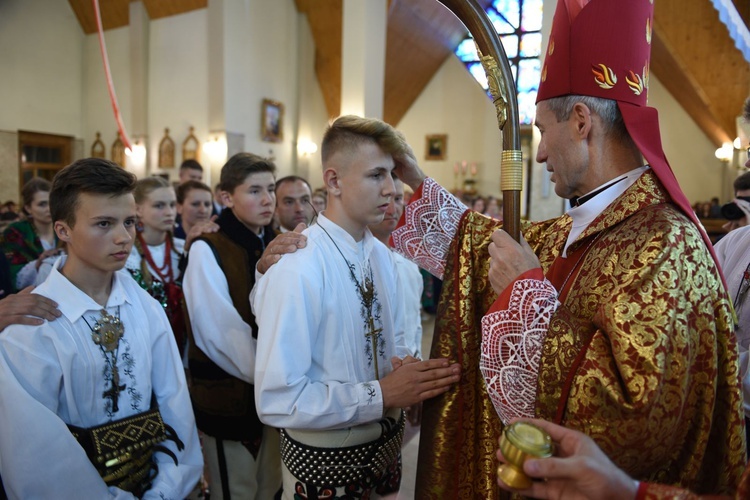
[179,159,203,173]
[733,171,750,192]
[321,115,407,165]
[176,180,212,204]
[219,152,276,193]
[50,158,136,226]
[275,175,311,191]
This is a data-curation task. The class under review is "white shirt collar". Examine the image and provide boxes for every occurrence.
[562,165,649,257]
[316,213,375,261]
[35,257,132,323]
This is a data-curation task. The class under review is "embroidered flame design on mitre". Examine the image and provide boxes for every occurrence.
[646,17,652,44]
[592,63,617,89]
[626,70,644,95]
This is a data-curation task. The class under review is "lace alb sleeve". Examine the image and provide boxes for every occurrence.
[390,178,468,279]
[480,277,560,424]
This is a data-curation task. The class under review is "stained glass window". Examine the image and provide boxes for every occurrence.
[455,0,543,125]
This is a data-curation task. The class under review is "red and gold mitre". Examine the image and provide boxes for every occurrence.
[537,0,723,276]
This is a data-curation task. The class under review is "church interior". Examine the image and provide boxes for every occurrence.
[1,1,750,498]
[1,0,749,229]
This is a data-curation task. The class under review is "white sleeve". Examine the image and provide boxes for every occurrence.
[183,240,256,383]
[253,260,385,430]
[0,331,136,500]
[142,298,203,499]
[14,260,39,290]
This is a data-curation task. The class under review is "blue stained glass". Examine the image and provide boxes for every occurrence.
[456,39,479,62]
[501,35,519,59]
[518,90,537,125]
[521,0,543,32]
[517,59,540,93]
[519,33,542,57]
[468,62,489,90]
[455,0,541,125]
[492,0,520,27]
[487,10,515,35]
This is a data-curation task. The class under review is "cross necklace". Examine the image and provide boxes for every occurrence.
[319,224,384,379]
[83,307,126,414]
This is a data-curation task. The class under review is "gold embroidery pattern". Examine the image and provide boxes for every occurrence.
[535,172,744,494]
[415,212,507,499]
[417,171,745,497]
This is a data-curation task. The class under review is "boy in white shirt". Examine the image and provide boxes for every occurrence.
[253,115,460,499]
[0,158,202,499]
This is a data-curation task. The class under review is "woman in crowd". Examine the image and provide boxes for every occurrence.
[174,180,214,239]
[126,176,187,357]
[1,178,61,292]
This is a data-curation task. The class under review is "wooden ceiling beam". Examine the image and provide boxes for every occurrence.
[68,0,206,35]
[652,0,750,146]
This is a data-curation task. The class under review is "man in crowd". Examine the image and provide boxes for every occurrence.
[390,0,744,496]
[179,159,204,184]
[274,175,314,232]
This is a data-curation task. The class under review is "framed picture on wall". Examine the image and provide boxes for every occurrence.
[262,98,284,143]
[425,134,447,160]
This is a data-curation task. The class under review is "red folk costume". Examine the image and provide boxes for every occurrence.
[391,0,745,498]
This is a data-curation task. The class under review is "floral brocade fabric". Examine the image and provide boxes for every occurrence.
[414,171,745,498]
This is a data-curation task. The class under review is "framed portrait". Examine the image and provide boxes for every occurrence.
[262,98,284,143]
[425,134,447,161]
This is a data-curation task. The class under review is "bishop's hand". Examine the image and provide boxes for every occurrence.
[488,230,541,295]
[392,140,426,191]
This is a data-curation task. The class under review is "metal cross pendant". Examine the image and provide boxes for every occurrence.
[366,316,383,380]
[103,365,126,413]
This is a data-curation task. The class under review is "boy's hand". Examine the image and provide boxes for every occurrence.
[380,358,460,409]
[392,141,426,191]
[0,287,61,332]
[258,223,307,274]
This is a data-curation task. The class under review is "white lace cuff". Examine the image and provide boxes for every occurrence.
[480,277,560,424]
[391,178,467,279]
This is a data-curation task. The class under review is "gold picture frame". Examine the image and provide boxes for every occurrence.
[425,134,447,161]
[261,98,284,143]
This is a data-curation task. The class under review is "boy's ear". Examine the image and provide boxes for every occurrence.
[54,221,71,243]
[323,168,340,196]
[221,189,234,208]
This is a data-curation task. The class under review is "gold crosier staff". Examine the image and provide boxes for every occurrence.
[438,0,523,242]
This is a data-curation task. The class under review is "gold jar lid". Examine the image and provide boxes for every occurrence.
[504,421,553,458]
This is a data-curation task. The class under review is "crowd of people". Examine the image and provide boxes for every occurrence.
[0,0,749,498]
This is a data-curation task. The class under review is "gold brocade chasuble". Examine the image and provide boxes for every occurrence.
[415,171,745,499]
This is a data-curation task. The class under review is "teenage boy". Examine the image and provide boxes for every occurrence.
[0,158,202,498]
[253,115,460,499]
[182,152,281,499]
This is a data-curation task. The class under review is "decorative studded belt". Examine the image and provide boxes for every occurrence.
[280,410,405,487]
[68,402,183,495]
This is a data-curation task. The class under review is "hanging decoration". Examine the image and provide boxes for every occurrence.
[92,0,132,153]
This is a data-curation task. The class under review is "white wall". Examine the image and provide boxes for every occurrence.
[147,10,209,179]
[0,0,84,137]
[650,75,722,203]
[222,0,301,177]
[399,57,500,198]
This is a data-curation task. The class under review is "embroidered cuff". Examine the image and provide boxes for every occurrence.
[480,274,559,424]
[391,177,467,280]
